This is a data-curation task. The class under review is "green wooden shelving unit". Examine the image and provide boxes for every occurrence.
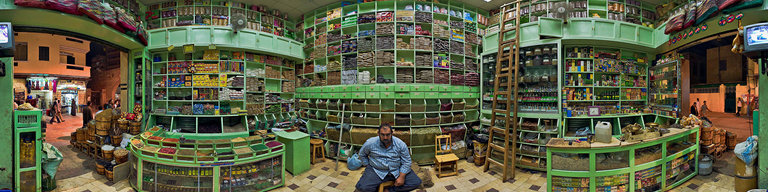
[649,59,681,118]
[295,0,486,165]
[547,125,699,192]
[143,0,297,40]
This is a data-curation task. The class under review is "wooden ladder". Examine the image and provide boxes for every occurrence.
[483,1,521,182]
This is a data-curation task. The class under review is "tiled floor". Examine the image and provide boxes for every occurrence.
[45,113,743,192]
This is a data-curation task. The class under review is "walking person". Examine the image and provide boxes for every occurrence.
[700,101,710,118]
[690,102,698,117]
[49,99,62,124]
[737,97,743,117]
[82,101,93,127]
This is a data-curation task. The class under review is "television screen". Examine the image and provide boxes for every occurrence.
[0,24,8,44]
[746,25,768,46]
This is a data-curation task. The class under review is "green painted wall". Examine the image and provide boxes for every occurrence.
[759,58,768,188]
[0,57,14,189]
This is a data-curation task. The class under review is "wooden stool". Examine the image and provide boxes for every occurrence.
[378,181,394,192]
[310,139,326,164]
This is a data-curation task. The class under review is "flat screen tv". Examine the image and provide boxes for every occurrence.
[0,22,13,57]
[744,23,768,54]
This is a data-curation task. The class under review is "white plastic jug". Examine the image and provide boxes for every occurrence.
[595,121,612,143]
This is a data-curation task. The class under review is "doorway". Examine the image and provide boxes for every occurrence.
[724,86,736,113]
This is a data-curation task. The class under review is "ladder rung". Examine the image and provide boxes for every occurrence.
[487,158,504,167]
[491,109,509,115]
[490,126,507,133]
[493,91,510,96]
[501,27,518,33]
[489,143,506,152]
[500,39,518,45]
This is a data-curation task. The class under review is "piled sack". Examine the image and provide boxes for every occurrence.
[358,38,375,52]
[342,40,357,53]
[327,33,342,43]
[376,75,394,84]
[376,51,394,66]
[450,60,464,70]
[415,12,432,23]
[282,82,295,92]
[451,73,464,85]
[341,70,358,85]
[465,72,480,86]
[377,36,394,50]
[414,37,431,50]
[465,58,478,71]
[434,27,450,39]
[327,71,341,85]
[434,70,449,84]
[358,71,372,84]
[396,37,413,49]
[434,39,449,53]
[416,69,433,83]
[416,53,432,67]
[343,55,357,69]
[327,59,342,71]
[376,23,395,35]
[358,52,375,67]
[465,44,475,57]
[450,41,464,55]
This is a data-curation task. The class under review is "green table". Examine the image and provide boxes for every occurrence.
[275,131,310,175]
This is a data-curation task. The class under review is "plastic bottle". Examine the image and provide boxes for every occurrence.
[595,121,612,143]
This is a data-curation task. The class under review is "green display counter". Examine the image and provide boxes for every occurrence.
[129,127,285,192]
[546,126,699,192]
[275,131,310,175]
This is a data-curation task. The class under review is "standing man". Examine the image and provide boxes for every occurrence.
[355,123,422,192]
[696,98,702,116]
[700,100,710,118]
[82,101,93,127]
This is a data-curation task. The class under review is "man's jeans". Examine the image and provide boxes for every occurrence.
[355,166,422,192]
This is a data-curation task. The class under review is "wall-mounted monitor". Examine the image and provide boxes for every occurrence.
[744,23,768,56]
[0,22,13,57]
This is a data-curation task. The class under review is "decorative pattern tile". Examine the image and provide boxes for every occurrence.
[488,171,496,176]
[288,184,300,190]
[340,171,349,176]
[445,185,456,191]
[458,169,465,173]
[529,185,541,191]
[81,190,92,192]
[469,178,479,184]
[307,175,317,180]
[486,188,499,192]
[505,178,516,183]
[687,183,699,190]
[328,182,339,188]
[322,167,330,171]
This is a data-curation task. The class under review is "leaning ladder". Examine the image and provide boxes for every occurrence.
[483,1,522,182]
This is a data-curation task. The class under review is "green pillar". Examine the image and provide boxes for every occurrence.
[0,57,14,189]
[760,57,768,188]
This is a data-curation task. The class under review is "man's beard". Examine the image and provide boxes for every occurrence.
[380,138,392,146]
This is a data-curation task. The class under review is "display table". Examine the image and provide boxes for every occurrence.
[275,131,310,175]
[546,126,699,192]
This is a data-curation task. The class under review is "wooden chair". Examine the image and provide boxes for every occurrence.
[378,181,394,192]
[310,139,326,164]
[434,135,459,178]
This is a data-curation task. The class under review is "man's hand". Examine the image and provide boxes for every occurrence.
[395,172,407,186]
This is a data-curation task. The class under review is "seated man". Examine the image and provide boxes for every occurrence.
[355,123,422,192]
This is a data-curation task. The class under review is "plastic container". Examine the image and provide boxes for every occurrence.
[595,121,612,143]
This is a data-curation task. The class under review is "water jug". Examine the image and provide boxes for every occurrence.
[595,121,612,143]
[699,155,713,175]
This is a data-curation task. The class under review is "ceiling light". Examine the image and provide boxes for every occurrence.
[484,0,491,2]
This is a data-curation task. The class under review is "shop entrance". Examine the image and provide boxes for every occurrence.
[725,86,736,113]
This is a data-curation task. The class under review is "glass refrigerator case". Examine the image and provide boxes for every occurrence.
[14,110,42,192]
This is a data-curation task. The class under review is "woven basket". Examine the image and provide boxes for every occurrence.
[365,118,380,125]
[411,118,426,125]
[366,104,380,112]
[396,116,410,126]
[351,116,365,124]
[411,104,426,112]
[452,102,465,110]
[426,117,440,125]
[426,104,440,112]
[351,103,365,111]
[441,114,453,124]
[396,104,410,112]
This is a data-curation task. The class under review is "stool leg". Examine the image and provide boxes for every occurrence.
[320,144,326,162]
[311,146,316,164]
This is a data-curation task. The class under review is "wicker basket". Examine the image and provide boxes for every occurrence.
[308,102,317,108]
[328,102,340,110]
[351,103,365,111]
[381,105,395,112]
[411,118,426,125]
[381,114,395,124]
[366,104,380,112]
[396,116,410,126]
[465,104,479,109]
[453,114,465,122]
[426,117,440,125]
[365,118,380,125]
[351,116,365,124]
[396,104,410,112]
[327,115,340,123]
[440,114,453,124]
[441,103,453,111]
[426,104,440,112]
[452,102,465,110]
[317,101,327,109]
